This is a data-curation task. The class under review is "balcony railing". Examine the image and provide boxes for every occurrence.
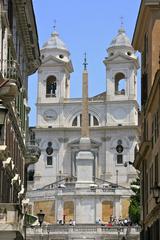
[0,59,18,81]
[25,141,41,166]
[26,224,140,238]
[0,203,23,233]
[0,59,21,101]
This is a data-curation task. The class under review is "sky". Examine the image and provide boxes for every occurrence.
[28,0,141,126]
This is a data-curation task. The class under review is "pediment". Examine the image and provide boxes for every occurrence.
[69,138,101,147]
[106,53,137,63]
[41,55,67,66]
[111,54,133,62]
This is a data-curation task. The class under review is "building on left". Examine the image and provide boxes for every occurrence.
[0,0,41,239]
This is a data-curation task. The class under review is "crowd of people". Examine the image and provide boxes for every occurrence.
[96,216,133,227]
[56,219,76,225]
[57,216,134,227]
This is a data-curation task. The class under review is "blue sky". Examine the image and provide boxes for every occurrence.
[29,0,141,126]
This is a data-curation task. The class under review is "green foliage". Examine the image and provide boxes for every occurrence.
[25,214,37,226]
[129,178,140,224]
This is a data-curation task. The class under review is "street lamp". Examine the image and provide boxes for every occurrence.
[37,209,45,227]
[151,186,160,204]
[117,227,121,240]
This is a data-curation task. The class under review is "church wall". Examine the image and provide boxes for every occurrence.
[106,102,138,126]
[31,125,138,189]
[27,27,140,228]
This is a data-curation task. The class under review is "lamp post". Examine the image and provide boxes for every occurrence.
[37,210,45,240]
[47,225,50,240]
[117,227,120,240]
[24,211,28,240]
[37,209,45,227]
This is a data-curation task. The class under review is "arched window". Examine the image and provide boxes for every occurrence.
[72,116,78,126]
[72,114,99,127]
[93,116,99,126]
[115,73,126,95]
[46,76,57,97]
[116,140,124,164]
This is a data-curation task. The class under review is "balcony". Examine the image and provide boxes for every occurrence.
[0,144,8,161]
[0,203,23,238]
[134,140,151,169]
[25,141,41,166]
[0,59,21,101]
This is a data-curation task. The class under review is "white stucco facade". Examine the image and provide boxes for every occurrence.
[27,28,140,226]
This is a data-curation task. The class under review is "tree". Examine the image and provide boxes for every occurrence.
[129,177,140,224]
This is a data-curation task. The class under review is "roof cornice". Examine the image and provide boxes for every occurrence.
[14,0,41,75]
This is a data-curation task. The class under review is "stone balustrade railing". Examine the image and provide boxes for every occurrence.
[26,224,140,236]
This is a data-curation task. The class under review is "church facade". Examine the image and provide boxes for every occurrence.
[27,28,139,226]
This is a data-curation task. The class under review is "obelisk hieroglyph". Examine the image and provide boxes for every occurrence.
[76,54,94,185]
[80,53,90,148]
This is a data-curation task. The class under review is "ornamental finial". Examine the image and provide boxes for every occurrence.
[53,19,57,32]
[120,16,124,28]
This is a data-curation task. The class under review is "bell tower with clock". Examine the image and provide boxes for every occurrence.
[36,30,73,127]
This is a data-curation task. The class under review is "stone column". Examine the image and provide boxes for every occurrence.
[114,197,121,219]
[56,199,63,223]
[95,198,102,222]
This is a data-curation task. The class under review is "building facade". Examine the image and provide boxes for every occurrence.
[0,0,41,239]
[133,0,160,239]
[27,27,140,239]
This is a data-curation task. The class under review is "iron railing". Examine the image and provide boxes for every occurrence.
[0,59,22,87]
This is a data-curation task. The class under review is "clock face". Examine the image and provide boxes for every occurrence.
[46,146,53,155]
[112,107,126,120]
[43,110,57,121]
[116,144,123,153]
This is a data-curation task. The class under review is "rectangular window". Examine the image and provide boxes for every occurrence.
[8,0,13,32]
[154,114,157,143]
[47,156,53,166]
[155,154,158,186]
[141,73,148,107]
[149,166,152,194]
[152,120,154,148]
[117,155,123,164]
[156,111,159,139]
[152,111,159,147]
[150,164,153,190]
